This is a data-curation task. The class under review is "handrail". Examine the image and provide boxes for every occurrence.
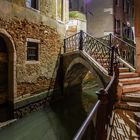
[83,32,111,49]
[64,32,80,40]
[64,30,119,140]
[98,33,136,68]
[73,100,101,140]
[64,30,114,75]
[99,34,135,49]
[111,34,135,49]
[105,71,115,92]
[73,63,118,140]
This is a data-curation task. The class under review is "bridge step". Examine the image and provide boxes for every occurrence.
[115,101,140,111]
[121,92,140,102]
[119,72,139,79]
[119,77,140,85]
[119,67,130,73]
[122,84,140,93]
[97,59,108,63]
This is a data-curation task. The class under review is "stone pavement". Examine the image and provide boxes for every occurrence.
[108,109,140,140]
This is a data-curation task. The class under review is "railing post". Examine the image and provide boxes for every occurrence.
[109,46,115,76]
[109,33,112,48]
[95,89,108,140]
[64,39,66,53]
[79,30,83,51]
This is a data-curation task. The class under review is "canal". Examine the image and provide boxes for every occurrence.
[0,79,102,140]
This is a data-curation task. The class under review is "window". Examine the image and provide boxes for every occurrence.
[69,0,72,9]
[26,0,39,10]
[27,41,39,61]
[115,0,119,6]
[123,0,127,12]
[122,23,126,37]
[114,19,121,35]
[126,27,131,39]
[126,1,130,14]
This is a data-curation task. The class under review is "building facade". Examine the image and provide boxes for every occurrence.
[114,0,135,42]
[86,0,114,37]
[79,0,135,41]
[66,0,86,37]
[0,0,69,120]
[69,0,85,13]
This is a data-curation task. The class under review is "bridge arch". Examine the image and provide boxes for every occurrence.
[64,56,108,89]
[0,28,16,104]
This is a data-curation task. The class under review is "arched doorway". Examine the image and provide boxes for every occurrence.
[0,29,16,122]
[0,36,8,104]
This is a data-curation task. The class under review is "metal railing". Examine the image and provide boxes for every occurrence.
[73,63,119,140]
[64,30,119,140]
[64,30,118,75]
[99,34,136,68]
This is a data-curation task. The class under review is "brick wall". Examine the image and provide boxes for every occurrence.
[0,17,62,98]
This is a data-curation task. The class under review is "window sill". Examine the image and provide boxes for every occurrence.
[57,19,65,24]
[26,6,40,13]
[25,61,40,64]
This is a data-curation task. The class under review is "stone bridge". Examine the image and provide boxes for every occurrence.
[58,51,111,92]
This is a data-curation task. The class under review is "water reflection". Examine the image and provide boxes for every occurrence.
[46,77,102,139]
[0,78,102,140]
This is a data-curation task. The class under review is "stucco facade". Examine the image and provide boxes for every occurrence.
[86,0,114,37]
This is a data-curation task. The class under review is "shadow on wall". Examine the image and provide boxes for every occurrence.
[46,48,64,102]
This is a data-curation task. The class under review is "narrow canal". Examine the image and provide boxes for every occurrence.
[0,77,103,140]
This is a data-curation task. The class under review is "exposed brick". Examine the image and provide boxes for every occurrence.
[0,17,62,97]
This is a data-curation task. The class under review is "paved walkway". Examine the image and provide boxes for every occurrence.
[108,109,140,140]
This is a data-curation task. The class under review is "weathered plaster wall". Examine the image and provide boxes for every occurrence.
[0,0,70,118]
[0,0,69,37]
[0,17,62,98]
[0,0,69,101]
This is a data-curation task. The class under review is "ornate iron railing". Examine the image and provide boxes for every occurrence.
[73,63,119,140]
[98,34,136,68]
[64,32,80,52]
[64,31,118,75]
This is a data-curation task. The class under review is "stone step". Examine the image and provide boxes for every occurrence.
[102,63,109,67]
[123,84,140,93]
[119,63,124,67]
[121,92,140,102]
[97,59,108,63]
[119,77,140,85]
[119,72,139,79]
[115,102,140,111]
[119,67,130,73]
[92,54,109,59]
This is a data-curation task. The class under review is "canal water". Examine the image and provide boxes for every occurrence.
[0,79,102,140]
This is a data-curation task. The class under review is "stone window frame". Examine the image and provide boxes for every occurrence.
[26,38,40,63]
[26,0,40,13]
[56,0,64,23]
